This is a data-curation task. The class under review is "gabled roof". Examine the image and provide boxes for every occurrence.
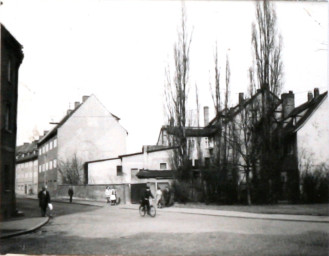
[16,141,38,163]
[207,88,281,127]
[38,95,123,145]
[282,91,328,134]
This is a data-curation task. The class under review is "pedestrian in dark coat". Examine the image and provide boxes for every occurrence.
[38,186,51,217]
[68,187,74,203]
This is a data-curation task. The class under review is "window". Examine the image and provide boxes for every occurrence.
[39,166,41,173]
[205,137,209,149]
[189,139,195,149]
[205,158,210,168]
[49,161,53,169]
[46,143,49,152]
[53,159,57,168]
[49,141,53,150]
[53,139,57,148]
[116,165,123,176]
[160,163,167,170]
[8,60,11,82]
[193,159,199,169]
[46,162,49,170]
[39,149,41,155]
[4,165,10,190]
[5,104,10,130]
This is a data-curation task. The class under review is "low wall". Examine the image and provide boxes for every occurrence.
[57,184,130,204]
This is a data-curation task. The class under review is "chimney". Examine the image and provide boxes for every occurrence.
[281,91,295,118]
[82,95,89,103]
[307,91,313,102]
[314,88,319,98]
[204,106,209,126]
[43,130,49,136]
[74,101,80,108]
[239,92,244,105]
[67,109,72,115]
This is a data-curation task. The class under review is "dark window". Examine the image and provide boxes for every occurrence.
[193,160,199,169]
[117,165,123,176]
[160,163,167,170]
[205,158,210,168]
[4,165,10,190]
[8,60,11,82]
[5,104,11,130]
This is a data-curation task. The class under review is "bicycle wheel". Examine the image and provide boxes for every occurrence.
[148,205,156,217]
[139,205,146,217]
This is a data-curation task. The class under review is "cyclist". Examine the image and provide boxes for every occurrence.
[141,183,154,214]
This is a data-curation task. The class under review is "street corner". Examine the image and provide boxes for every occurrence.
[0,217,49,239]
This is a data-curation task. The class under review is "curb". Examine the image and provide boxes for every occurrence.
[120,207,329,223]
[20,196,105,208]
[0,217,50,239]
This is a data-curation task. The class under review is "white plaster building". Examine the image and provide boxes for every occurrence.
[37,94,128,194]
[15,141,38,195]
[282,89,329,173]
[85,145,175,203]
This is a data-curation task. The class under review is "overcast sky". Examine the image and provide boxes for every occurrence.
[1,0,327,153]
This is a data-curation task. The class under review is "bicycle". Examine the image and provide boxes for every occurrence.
[139,199,156,217]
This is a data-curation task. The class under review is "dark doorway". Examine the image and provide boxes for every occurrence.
[131,183,147,204]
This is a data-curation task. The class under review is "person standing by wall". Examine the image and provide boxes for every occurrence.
[156,187,163,208]
[105,186,111,203]
[68,187,74,203]
[38,186,51,217]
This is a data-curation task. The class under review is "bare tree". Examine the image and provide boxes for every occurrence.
[248,0,284,203]
[251,0,283,96]
[164,5,193,179]
[210,45,221,117]
[58,153,83,185]
[209,46,222,166]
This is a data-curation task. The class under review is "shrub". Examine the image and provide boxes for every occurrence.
[301,166,329,203]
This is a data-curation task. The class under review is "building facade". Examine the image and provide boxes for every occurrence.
[15,141,38,195]
[0,24,24,218]
[37,94,127,195]
[70,145,175,203]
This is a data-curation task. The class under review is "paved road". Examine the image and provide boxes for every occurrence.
[1,199,328,255]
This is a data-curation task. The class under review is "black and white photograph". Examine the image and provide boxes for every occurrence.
[0,0,328,255]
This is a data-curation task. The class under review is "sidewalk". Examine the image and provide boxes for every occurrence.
[0,217,49,239]
[120,204,329,223]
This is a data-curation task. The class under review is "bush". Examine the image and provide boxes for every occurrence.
[172,180,190,203]
[301,167,329,203]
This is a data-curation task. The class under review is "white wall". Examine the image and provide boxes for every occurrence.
[15,159,38,195]
[297,95,329,172]
[58,95,127,164]
[87,158,124,184]
[88,148,175,185]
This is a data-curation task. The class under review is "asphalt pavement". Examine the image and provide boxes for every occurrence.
[1,195,328,240]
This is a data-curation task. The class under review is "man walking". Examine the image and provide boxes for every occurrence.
[38,186,51,217]
[68,187,74,203]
